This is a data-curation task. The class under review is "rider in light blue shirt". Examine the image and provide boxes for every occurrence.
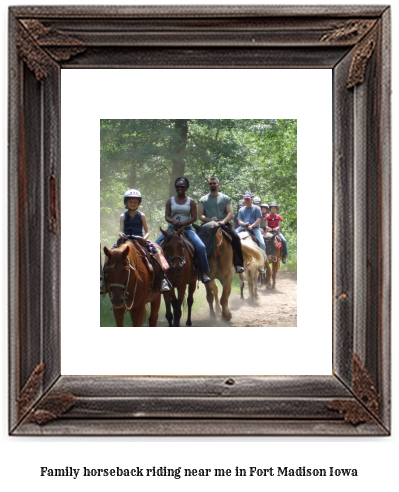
[236,193,267,256]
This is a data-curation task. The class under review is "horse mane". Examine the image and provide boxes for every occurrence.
[111,241,142,281]
[241,241,265,268]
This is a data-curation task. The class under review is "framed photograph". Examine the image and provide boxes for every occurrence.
[9,5,390,435]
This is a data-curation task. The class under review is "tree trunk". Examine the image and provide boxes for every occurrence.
[169,119,188,197]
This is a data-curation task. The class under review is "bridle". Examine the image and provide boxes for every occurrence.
[107,255,139,311]
[164,234,186,270]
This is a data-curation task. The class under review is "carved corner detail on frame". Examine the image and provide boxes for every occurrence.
[17,19,85,81]
[328,353,380,425]
[346,27,378,88]
[320,19,376,43]
[18,363,45,419]
[28,393,77,425]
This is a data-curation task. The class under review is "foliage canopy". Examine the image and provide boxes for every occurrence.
[100,119,297,262]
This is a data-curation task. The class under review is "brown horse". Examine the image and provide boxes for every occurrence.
[103,242,161,326]
[193,222,234,321]
[264,232,282,289]
[160,227,199,327]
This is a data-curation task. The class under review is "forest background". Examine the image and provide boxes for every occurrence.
[100,118,297,267]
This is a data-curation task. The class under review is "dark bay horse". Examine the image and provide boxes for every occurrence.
[193,222,234,321]
[103,242,161,326]
[264,232,282,289]
[160,227,199,327]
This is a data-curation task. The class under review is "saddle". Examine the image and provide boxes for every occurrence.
[181,232,196,259]
[237,229,260,246]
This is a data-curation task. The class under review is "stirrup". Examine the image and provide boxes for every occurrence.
[201,272,211,284]
[282,256,287,264]
[160,278,171,292]
[235,265,245,274]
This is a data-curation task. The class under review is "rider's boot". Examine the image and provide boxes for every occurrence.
[201,271,212,284]
[282,255,287,264]
[235,265,245,274]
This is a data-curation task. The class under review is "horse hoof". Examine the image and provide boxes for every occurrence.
[186,322,192,327]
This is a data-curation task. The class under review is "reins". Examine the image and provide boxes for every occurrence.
[108,250,140,312]
[164,235,187,269]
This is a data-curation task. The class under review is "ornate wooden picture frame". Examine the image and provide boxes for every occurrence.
[9,5,391,435]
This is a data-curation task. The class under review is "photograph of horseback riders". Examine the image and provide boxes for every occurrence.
[100,119,297,327]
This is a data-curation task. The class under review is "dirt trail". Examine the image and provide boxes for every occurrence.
[157,271,297,327]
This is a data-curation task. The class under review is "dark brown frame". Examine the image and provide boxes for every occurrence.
[9,5,391,436]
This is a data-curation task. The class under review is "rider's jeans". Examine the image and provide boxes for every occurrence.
[277,232,288,256]
[155,226,210,272]
[236,225,266,253]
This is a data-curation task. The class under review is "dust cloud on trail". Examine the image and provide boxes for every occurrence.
[157,271,297,328]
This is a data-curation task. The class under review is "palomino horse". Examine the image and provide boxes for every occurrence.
[103,241,161,326]
[237,232,266,299]
[193,222,234,321]
[264,232,282,289]
[160,227,199,327]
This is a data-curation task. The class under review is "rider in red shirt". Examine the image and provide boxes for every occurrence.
[265,202,288,264]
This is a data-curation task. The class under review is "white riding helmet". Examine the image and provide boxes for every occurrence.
[253,196,261,204]
[124,188,142,205]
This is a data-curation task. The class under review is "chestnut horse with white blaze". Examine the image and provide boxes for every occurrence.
[103,242,161,326]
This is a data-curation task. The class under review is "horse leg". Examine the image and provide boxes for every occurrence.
[163,291,174,327]
[239,273,244,299]
[186,280,196,326]
[172,287,185,327]
[247,269,254,299]
[220,272,233,321]
[260,262,267,285]
[212,280,222,314]
[205,281,216,319]
[265,261,272,289]
[129,303,147,327]
[272,260,280,289]
[254,269,259,298]
[148,293,161,327]
[113,308,125,327]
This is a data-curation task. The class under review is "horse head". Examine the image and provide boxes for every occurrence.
[161,227,186,275]
[103,244,131,309]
